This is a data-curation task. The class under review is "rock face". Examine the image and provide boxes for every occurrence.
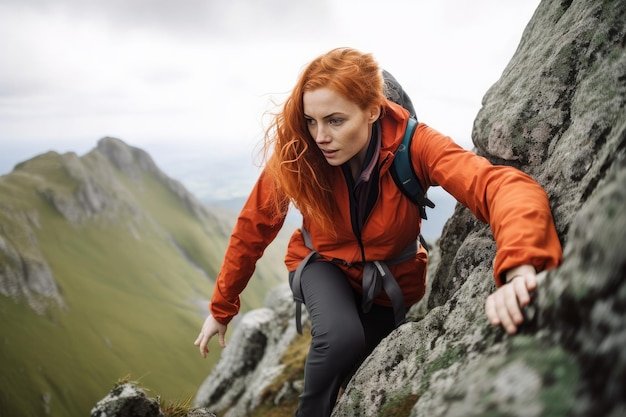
[0,209,64,314]
[196,1,626,416]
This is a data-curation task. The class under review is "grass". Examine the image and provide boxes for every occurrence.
[0,150,286,417]
[160,395,195,417]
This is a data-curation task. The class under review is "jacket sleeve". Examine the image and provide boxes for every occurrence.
[411,123,562,285]
[210,168,288,324]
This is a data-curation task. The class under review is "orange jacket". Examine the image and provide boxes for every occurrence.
[210,101,562,325]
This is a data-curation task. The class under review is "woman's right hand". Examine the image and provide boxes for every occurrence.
[194,314,227,358]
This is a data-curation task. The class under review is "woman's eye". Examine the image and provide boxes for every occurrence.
[329,118,343,126]
[305,118,316,126]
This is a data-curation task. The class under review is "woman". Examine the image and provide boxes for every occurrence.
[194,47,562,416]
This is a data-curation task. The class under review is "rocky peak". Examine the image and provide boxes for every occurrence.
[94,137,213,222]
[96,137,161,180]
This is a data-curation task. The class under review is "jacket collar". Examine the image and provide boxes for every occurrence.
[378,99,412,174]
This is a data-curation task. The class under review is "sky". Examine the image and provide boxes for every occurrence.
[0,0,541,208]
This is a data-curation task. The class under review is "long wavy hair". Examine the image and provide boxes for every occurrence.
[263,47,386,233]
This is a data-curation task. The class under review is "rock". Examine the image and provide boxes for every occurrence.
[536,161,626,416]
[91,383,216,417]
[90,383,164,417]
[185,410,217,417]
[0,210,64,314]
[30,150,139,224]
[96,137,160,181]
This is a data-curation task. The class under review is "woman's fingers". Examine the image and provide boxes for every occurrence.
[218,332,225,348]
[525,272,537,292]
[485,295,500,326]
[194,315,228,358]
[197,331,213,358]
[485,275,535,334]
[494,285,518,334]
[513,275,531,307]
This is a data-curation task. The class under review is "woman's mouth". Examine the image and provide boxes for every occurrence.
[320,149,338,158]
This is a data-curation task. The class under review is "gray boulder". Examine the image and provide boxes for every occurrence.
[91,383,216,417]
[91,383,164,417]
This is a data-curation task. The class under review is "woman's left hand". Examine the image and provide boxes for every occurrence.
[485,264,537,335]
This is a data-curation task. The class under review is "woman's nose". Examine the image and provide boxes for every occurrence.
[315,126,330,144]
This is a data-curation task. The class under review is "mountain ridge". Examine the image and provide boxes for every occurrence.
[0,136,287,416]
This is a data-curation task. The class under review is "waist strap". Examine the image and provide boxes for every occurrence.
[290,227,417,334]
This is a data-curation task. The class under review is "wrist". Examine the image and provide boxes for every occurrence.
[505,264,536,284]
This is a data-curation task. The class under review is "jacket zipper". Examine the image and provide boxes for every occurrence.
[342,143,391,264]
[342,168,366,264]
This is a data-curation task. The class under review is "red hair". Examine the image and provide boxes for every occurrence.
[263,48,386,233]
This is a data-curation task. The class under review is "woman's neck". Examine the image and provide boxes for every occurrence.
[348,124,376,180]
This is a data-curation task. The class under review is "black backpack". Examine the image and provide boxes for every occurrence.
[383,70,435,221]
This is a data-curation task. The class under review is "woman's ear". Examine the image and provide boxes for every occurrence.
[368,105,382,122]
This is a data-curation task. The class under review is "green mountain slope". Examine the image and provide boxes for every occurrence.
[0,138,288,417]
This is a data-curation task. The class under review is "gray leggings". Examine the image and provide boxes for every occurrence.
[291,261,397,417]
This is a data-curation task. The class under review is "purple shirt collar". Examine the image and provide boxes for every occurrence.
[355,122,381,187]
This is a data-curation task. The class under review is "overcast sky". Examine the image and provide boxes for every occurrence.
[0,0,541,202]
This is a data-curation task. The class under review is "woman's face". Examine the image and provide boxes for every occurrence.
[303,87,380,170]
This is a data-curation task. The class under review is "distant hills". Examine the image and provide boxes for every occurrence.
[0,137,287,417]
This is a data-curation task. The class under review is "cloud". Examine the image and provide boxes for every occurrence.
[2,0,332,39]
[0,0,337,147]
[0,0,542,200]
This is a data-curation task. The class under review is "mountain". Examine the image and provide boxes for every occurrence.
[190,1,626,416]
[0,137,287,417]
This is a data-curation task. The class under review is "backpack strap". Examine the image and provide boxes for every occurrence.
[391,117,435,220]
[289,228,319,335]
[290,227,415,335]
